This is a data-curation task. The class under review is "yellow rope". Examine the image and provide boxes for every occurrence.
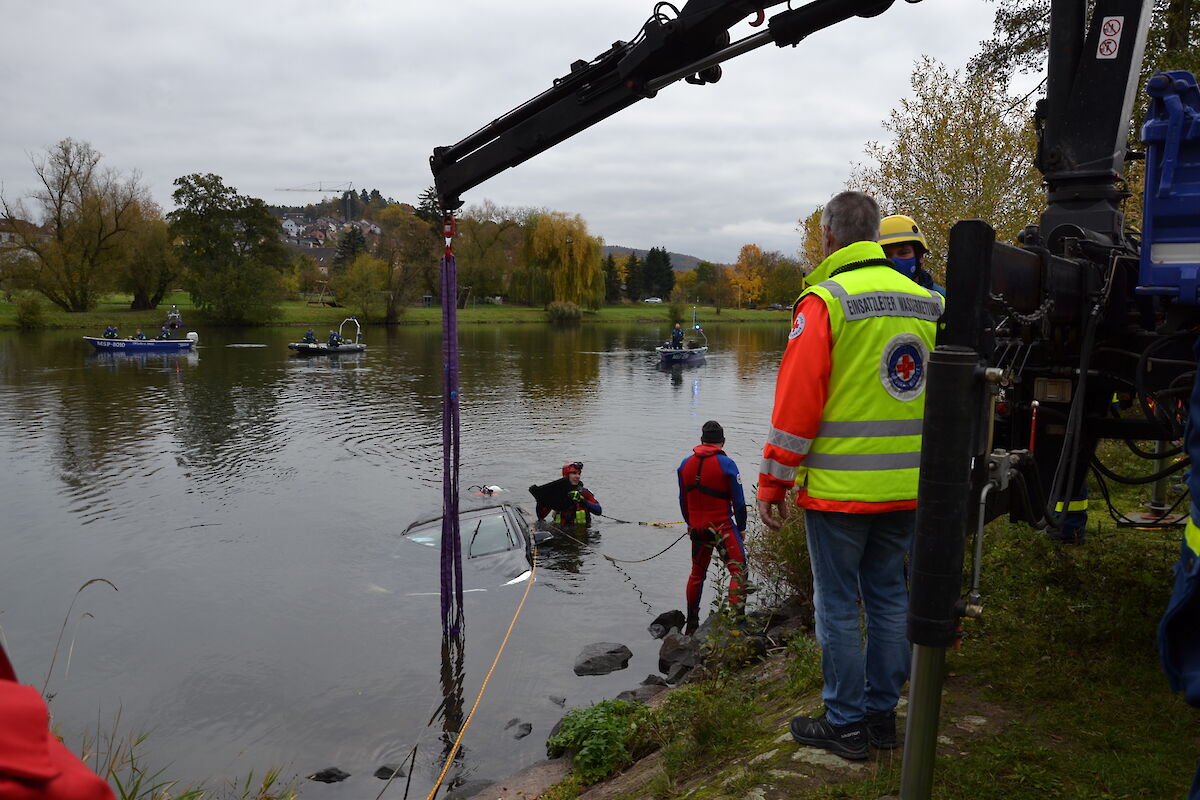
[423,547,538,800]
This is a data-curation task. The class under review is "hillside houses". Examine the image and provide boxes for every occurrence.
[275,213,380,251]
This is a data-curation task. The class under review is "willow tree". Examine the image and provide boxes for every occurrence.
[0,138,148,311]
[522,211,603,309]
[849,58,1044,281]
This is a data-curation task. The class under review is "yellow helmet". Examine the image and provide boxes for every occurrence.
[878,214,928,253]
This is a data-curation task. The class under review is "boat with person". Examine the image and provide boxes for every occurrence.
[288,317,366,354]
[655,307,708,365]
[83,330,198,352]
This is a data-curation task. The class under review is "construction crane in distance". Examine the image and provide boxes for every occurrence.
[274,181,356,222]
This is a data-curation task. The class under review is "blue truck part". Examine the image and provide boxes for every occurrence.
[1139,71,1200,303]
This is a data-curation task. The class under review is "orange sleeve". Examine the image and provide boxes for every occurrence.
[757,295,831,503]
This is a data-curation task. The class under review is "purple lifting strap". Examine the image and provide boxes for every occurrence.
[440,252,465,637]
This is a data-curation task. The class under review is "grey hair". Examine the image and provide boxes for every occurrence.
[819,191,880,248]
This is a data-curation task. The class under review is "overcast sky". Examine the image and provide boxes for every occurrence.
[2,1,1012,265]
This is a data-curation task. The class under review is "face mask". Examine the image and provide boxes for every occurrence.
[891,255,919,277]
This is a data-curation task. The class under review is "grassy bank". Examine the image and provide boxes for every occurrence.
[539,524,1197,800]
[0,293,789,330]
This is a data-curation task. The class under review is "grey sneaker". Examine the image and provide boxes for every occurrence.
[866,709,897,750]
[789,714,868,761]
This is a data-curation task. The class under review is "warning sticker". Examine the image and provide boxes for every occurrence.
[1097,16,1123,60]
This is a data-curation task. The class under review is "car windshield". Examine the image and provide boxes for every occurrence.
[406,512,517,557]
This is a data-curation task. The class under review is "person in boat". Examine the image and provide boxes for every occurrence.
[157,325,171,340]
[670,323,685,349]
[534,462,601,526]
[301,328,317,344]
[328,329,345,347]
[167,305,182,330]
[677,420,748,636]
[102,326,119,339]
[133,328,148,340]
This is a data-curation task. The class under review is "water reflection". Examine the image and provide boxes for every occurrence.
[87,349,200,372]
[437,634,467,776]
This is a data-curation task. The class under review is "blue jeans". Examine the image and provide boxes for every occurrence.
[805,507,915,727]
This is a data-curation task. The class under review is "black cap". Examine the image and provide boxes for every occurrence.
[701,420,724,443]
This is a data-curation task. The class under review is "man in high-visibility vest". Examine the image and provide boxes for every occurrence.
[757,190,942,761]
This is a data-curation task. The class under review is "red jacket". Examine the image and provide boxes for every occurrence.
[0,646,114,800]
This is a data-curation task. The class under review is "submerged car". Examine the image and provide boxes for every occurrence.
[401,502,552,589]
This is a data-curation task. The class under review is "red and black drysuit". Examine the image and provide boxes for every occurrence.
[677,443,748,627]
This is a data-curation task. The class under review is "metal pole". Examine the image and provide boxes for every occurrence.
[901,645,945,799]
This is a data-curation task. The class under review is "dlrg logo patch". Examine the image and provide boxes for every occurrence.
[879,333,928,399]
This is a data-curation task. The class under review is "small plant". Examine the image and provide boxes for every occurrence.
[15,290,45,329]
[743,506,812,602]
[546,301,582,322]
[546,700,649,784]
[540,773,585,800]
[648,681,762,780]
[784,634,823,696]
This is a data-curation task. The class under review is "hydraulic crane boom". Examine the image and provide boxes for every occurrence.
[430,0,906,211]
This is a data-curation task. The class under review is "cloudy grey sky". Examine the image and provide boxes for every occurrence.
[2,1,1009,264]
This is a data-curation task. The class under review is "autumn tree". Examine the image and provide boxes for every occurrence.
[849,58,1045,281]
[673,269,698,301]
[0,138,149,311]
[374,203,439,323]
[168,173,290,324]
[730,244,768,307]
[797,207,825,274]
[522,211,603,309]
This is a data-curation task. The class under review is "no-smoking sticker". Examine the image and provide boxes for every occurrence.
[1097,15,1123,60]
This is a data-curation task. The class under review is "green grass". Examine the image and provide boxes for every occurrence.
[0,292,790,330]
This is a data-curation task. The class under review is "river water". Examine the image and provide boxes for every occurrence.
[0,320,787,798]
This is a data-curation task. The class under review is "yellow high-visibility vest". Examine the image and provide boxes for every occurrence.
[800,251,942,503]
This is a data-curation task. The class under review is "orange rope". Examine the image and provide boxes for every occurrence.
[423,547,538,800]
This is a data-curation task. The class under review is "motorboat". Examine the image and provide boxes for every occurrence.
[288,317,366,354]
[84,331,198,352]
[655,307,708,364]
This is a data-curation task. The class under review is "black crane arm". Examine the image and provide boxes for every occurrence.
[430,0,905,211]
